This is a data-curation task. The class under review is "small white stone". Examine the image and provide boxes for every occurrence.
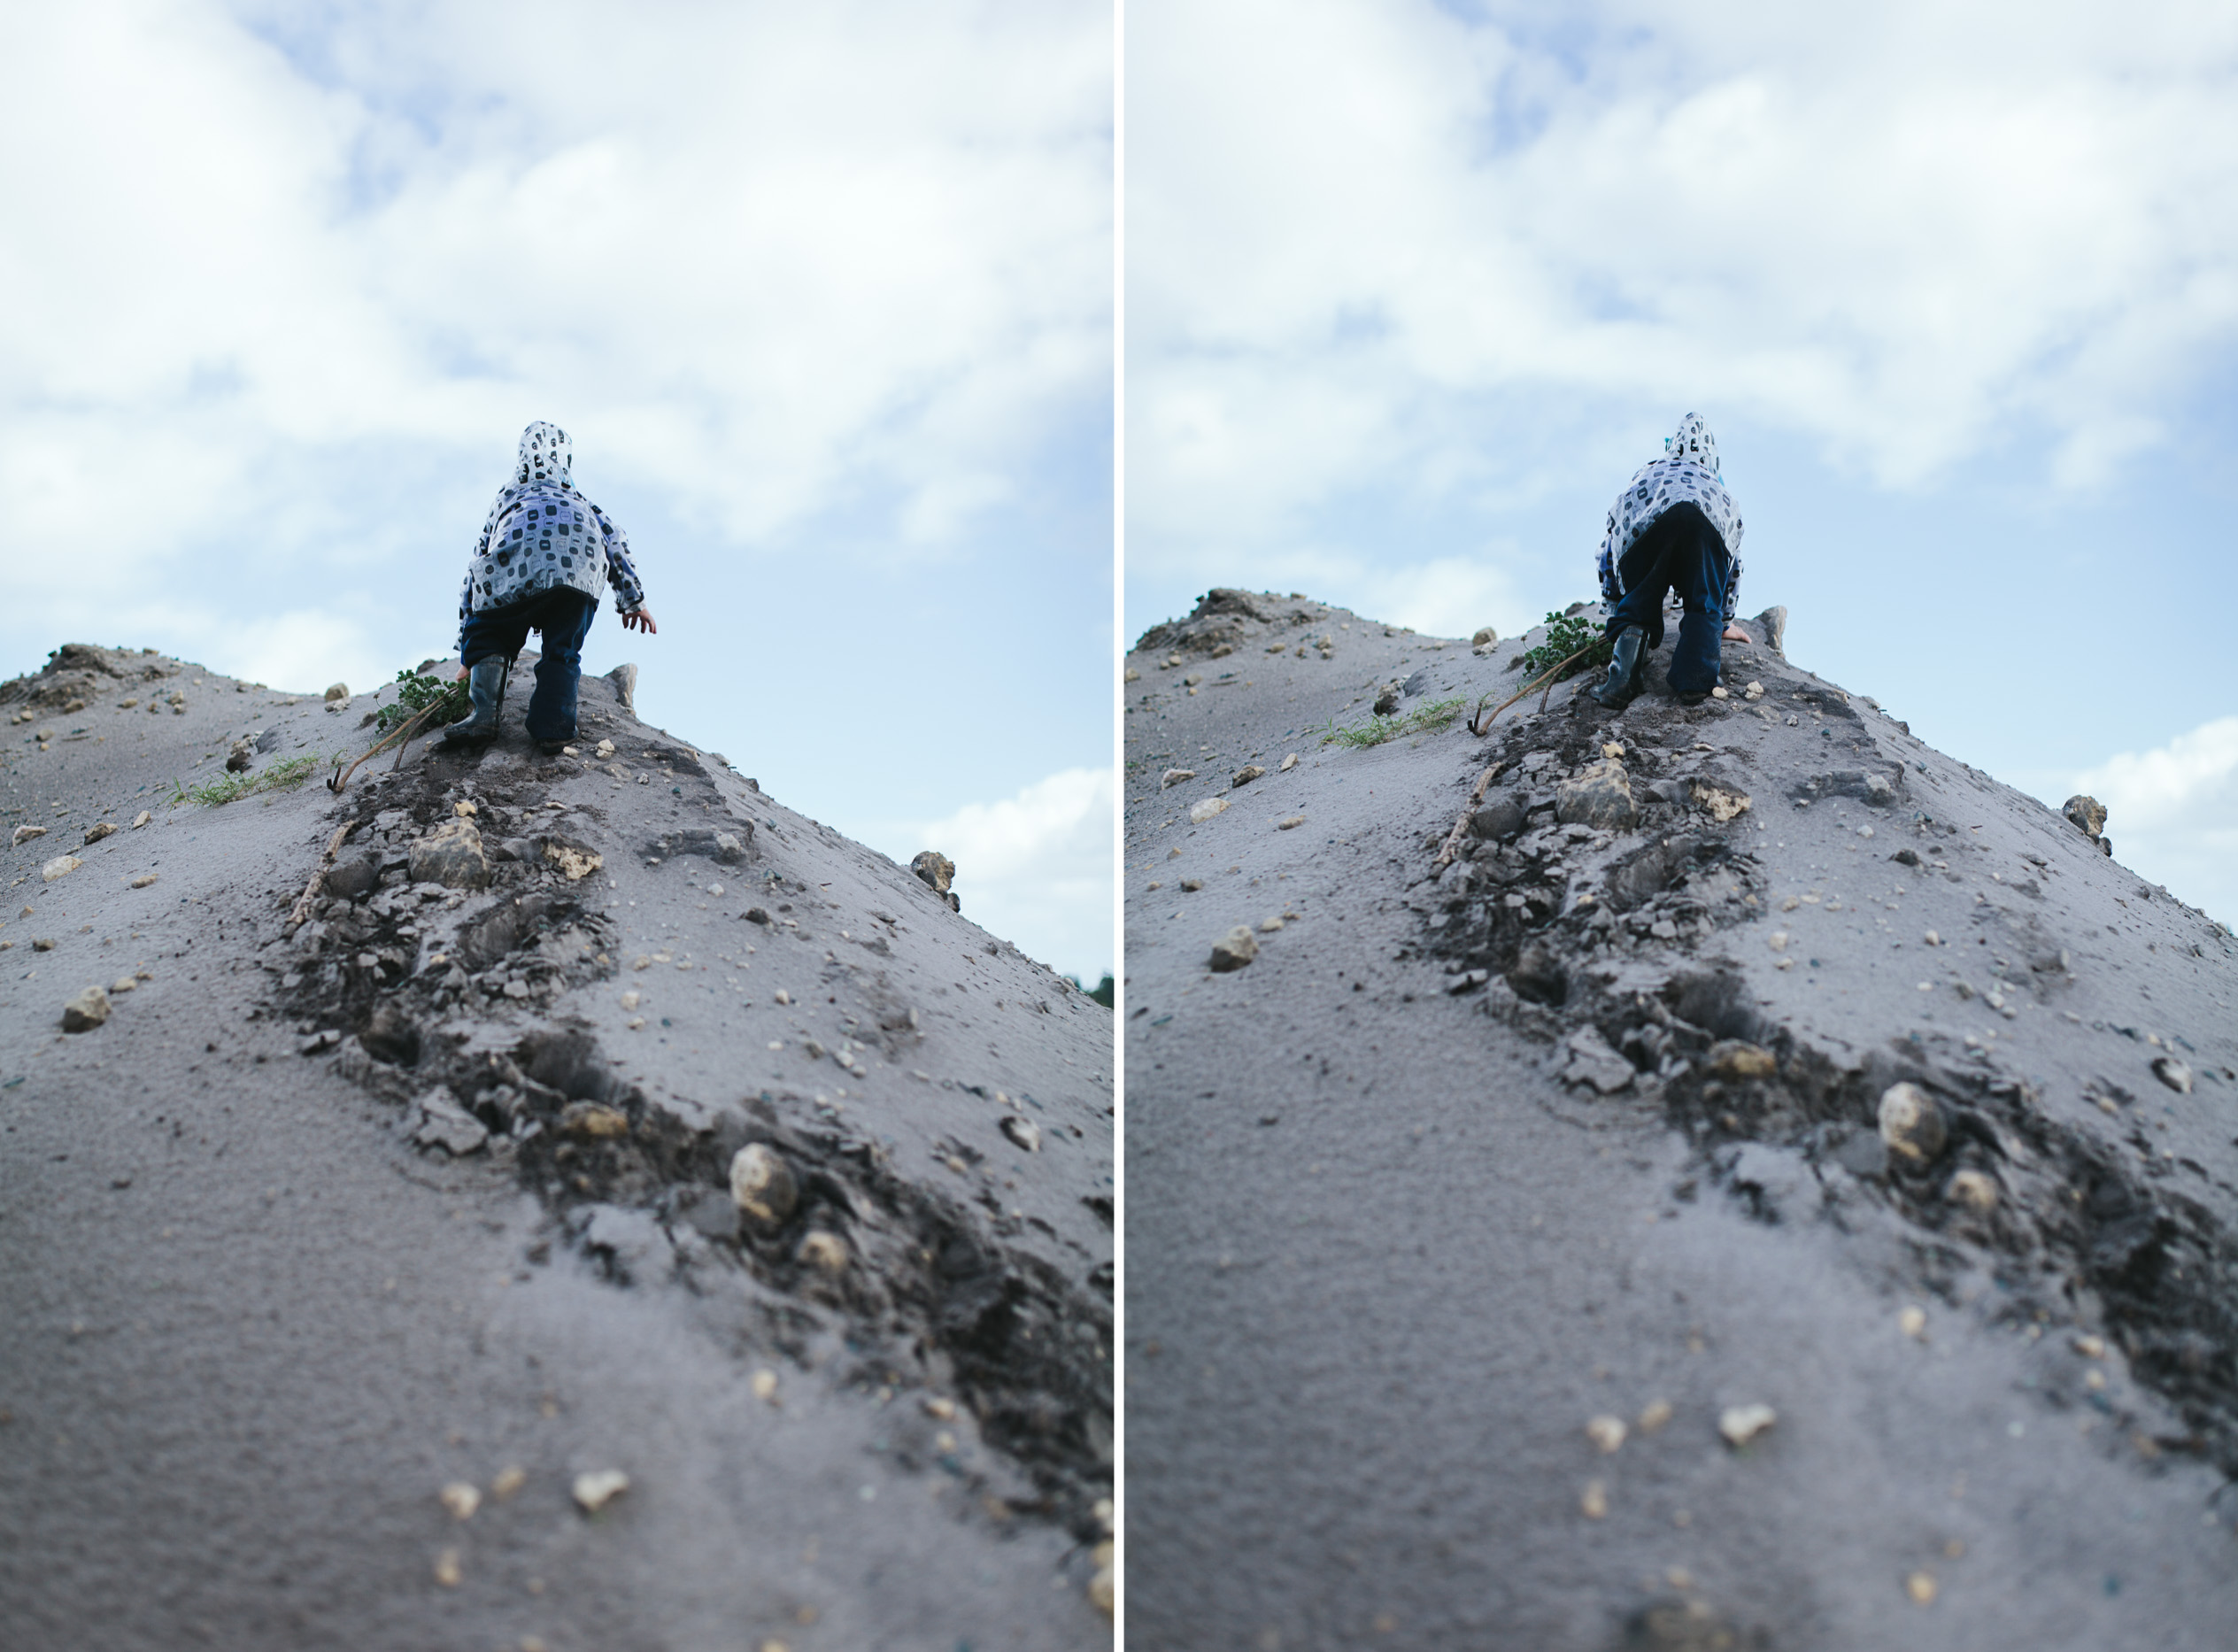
[1586,1415,1627,1454]
[572,1470,629,1513]
[1719,1403,1777,1447]
[1899,1306,1927,1339]
[440,1481,482,1520]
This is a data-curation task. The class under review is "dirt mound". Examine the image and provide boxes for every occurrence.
[1,645,1112,1646]
[1123,591,2236,1648]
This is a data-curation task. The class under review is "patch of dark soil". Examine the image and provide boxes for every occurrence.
[1407,703,2238,1482]
[271,750,1113,1536]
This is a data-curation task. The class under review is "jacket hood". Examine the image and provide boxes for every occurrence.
[1663,412,1718,475]
[515,421,573,486]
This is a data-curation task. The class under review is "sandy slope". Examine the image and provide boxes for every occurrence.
[0,644,1113,1649]
[1123,591,2235,1650]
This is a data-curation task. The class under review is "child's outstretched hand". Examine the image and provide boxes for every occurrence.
[622,608,659,635]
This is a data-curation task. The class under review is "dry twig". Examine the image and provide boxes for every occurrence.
[1467,644,1597,736]
[1432,760,1514,868]
[288,822,357,928]
[328,697,450,794]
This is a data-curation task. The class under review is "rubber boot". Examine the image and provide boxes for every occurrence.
[1590,627,1647,709]
[436,659,506,749]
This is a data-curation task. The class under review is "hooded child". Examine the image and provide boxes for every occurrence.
[438,421,657,753]
[1590,412,1749,708]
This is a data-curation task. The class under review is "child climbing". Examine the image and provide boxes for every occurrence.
[438,421,657,753]
[1590,412,1749,709]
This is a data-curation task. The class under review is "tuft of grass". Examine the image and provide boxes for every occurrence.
[1517,609,1613,683]
[173,752,323,807]
[1318,696,1467,748]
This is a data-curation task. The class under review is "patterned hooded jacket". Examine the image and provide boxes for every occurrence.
[458,422,646,648]
[1595,413,1744,614]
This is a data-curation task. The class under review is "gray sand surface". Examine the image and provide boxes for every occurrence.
[1,645,1113,1649]
[1123,591,2235,1649]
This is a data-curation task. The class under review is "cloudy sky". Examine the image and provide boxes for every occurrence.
[0,0,1114,982]
[1127,0,2238,928]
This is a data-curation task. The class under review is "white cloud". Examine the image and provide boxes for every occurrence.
[889,766,1115,982]
[1128,0,2238,569]
[0,0,1110,573]
[2074,716,2238,928]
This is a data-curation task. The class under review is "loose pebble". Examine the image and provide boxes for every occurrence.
[1089,1546,1115,1617]
[2150,1056,2193,1094]
[1878,1082,1946,1164]
[61,984,111,1032]
[1637,1400,1672,1434]
[796,1231,848,1272]
[572,1470,629,1512]
[433,1547,462,1586]
[1580,1479,1609,1519]
[1899,1306,1927,1339]
[1948,1170,1998,1212]
[751,1369,781,1404]
[439,1481,481,1520]
[1209,926,1259,973]
[1719,1403,1777,1447]
[1905,1571,1937,1605]
[730,1144,799,1225]
[1586,1415,1627,1454]
[491,1465,527,1500]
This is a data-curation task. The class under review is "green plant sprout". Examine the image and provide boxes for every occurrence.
[374,668,468,734]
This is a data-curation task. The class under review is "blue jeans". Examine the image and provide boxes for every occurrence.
[1605,502,1734,695]
[459,586,598,742]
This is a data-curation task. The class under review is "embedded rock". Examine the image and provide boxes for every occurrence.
[61,984,112,1032]
[1209,927,1259,973]
[412,1085,489,1155]
[408,819,490,890]
[729,1143,799,1227]
[1556,760,1636,830]
[911,850,955,894]
[1877,1083,1947,1165]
